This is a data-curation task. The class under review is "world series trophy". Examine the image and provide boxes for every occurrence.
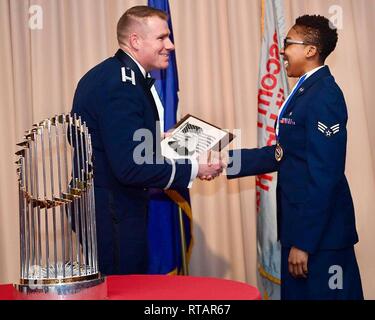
[14,114,106,299]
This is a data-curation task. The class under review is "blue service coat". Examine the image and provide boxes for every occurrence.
[71,49,192,275]
[228,66,363,299]
[228,66,358,254]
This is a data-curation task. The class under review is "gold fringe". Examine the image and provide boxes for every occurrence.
[258,264,281,285]
[165,189,194,265]
[167,267,178,275]
[263,289,269,300]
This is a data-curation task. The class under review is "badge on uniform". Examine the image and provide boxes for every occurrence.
[121,67,136,85]
[280,118,296,125]
[275,142,283,162]
[318,122,340,137]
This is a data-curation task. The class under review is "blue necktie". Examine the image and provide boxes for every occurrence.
[276,74,307,137]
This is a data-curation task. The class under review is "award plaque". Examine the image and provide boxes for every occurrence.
[161,114,235,160]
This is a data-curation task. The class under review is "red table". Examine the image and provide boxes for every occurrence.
[0,275,261,300]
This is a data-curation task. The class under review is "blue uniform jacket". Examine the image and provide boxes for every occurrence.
[228,66,359,254]
[71,49,192,274]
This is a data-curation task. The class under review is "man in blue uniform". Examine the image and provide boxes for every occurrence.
[71,6,223,275]
[227,15,363,299]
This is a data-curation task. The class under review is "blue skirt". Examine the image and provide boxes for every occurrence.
[281,246,363,300]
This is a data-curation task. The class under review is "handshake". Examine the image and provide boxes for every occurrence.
[197,150,227,181]
[162,131,229,181]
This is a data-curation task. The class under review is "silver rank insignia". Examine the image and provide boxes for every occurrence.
[275,142,283,162]
[318,122,340,137]
[121,67,136,85]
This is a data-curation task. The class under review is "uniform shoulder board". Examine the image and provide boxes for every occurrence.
[121,67,136,86]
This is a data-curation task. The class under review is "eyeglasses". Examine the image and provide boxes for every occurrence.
[283,38,316,49]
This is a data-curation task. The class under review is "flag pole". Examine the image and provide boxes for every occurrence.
[178,206,188,275]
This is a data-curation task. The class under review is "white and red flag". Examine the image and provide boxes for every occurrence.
[256,0,289,300]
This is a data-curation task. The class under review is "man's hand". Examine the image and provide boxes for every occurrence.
[288,246,309,278]
[197,150,225,181]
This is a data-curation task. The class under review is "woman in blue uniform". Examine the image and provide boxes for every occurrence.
[227,15,363,300]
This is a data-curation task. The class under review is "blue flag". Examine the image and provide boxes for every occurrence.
[147,0,193,275]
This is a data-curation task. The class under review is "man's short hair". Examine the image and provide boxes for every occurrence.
[117,6,168,44]
[295,14,338,63]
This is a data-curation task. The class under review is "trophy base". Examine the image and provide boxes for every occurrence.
[13,275,107,300]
